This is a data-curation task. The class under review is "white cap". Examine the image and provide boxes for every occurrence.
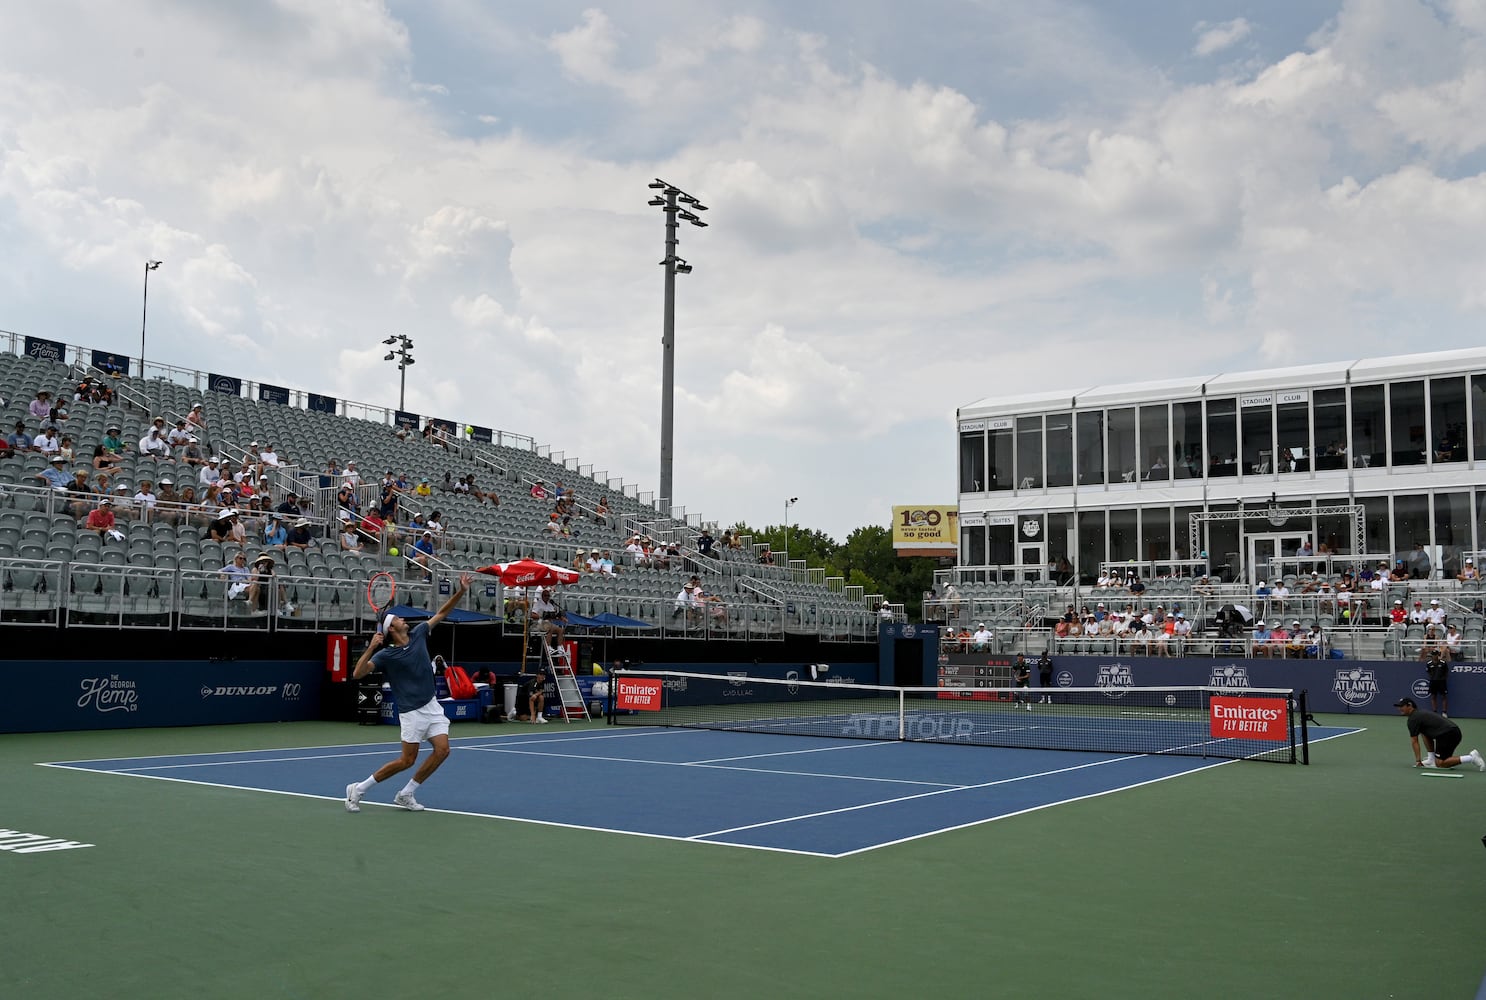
[1257,620,1265,626]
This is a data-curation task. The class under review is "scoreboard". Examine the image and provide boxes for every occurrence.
[938,658,1015,692]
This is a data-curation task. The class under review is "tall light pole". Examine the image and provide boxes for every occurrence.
[139,259,162,384]
[382,335,415,411]
[785,497,799,556]
[648,178,707,518]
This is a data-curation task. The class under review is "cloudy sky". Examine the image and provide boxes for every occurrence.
[3,0,1485,540]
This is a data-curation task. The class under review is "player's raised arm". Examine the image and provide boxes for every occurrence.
[426,572,473,632]
[353,630,384,680]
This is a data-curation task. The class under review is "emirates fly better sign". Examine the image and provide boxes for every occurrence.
[614,677,664,711]
[1208,696,1288,741]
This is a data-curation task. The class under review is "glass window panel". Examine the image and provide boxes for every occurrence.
[1075,411,1104,485]
[1434,491,1470,577]
[1313,388,1348,471]
[1172,402,1203,480]
[1362,495,1390,563]
[1390,380,1426,467]
[1046,413,1073,488]
[1015,416,1043,489]
[1276,401,1309,473]
[1316,497,1352,557]
[1429,376,1466,463]
[1240,403,1273,475]
[1206,398,1237,477]
[1048,512,1073,583]
[1206,504,1239,582]
[1473,376,1486,462]
[1139,404,1170,481]
[1108,407,1137,484]
[1393,494,1430,575]
[988,428,1013,492]
[1109,508,1138,562]
[1350,384,1386,469]
[1143,507,1171,564]
[987,524,1014,567]
[1174,506,1202,563]
[958,431,986,493]
[961,524,986,565]
[1077,510,1106,585]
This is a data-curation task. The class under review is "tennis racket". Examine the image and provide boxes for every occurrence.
[367,571,397,629]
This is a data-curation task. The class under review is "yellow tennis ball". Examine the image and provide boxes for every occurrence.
[388,547,399,557]
[465,425,474,434]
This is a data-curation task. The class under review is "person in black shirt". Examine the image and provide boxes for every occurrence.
[1037,653,1053,704]
[1394,699,1483,770]
[1012,655,1032,711]
[1424,652,1450,715]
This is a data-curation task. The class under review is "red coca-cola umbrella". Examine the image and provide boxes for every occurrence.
[477,560,581,669]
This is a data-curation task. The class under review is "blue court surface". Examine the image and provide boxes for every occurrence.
[41,723,1361,858]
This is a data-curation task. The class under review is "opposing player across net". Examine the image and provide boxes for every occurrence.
[609,670,1309,764]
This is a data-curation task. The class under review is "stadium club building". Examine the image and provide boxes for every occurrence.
[916,346,1486,720]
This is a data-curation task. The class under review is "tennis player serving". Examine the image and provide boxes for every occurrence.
[345,572,474,812]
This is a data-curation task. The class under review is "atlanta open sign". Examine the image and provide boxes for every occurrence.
[1209,696,1287,741]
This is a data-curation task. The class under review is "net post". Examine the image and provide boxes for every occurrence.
[1298,689,1310,765]
[897,688,905,741]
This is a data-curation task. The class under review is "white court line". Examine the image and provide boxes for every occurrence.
[29,766,837,859]
[454,745,962,784]
[688,754,1148,841]
[689,742,897,764]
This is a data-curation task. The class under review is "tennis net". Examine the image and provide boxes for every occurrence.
[609,670,1308,763]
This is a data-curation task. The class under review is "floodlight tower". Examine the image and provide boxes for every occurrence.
[382,335,415,411]
[648,178,707,518]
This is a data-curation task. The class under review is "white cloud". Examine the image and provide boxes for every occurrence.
[1193,17,1252,57]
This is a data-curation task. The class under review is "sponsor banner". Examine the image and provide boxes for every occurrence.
[90,350,129,376]
[430,418,457,436]
[615,677,663,711]
[208,373,242,396]
[0,660,321,733]
[1025,656,1485,717]
[892,505,959,551]
[307,392,337,414]
[25,335,67,364]
[394,409,419,430]
[259,383,290,406]
[467,424,493,444]
[1209,696,1288,741]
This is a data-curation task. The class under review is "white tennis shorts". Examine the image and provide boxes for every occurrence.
[399,698,451,744]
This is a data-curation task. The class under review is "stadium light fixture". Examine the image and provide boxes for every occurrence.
[382,334,415,411]
[785,497,799,555]
[648,177,709,519]
[139,259,163,396]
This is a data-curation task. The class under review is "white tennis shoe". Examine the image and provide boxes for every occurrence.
[1471,749,1485,772]
[393,790,425,811]
[344,783,363,813]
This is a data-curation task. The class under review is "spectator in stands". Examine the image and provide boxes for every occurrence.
[599,551,617,576]
[585,548,603,573]
[197,456,219,489]
[339,512,362,551]
[414,477,432,499]
[33,424,61,457]
[84,497,117,538]
[426,510,445,539]
[697,529,716,557]
[186,402,207,434]
[594,496,611,527]
[342,460,361,487]
[758,546,774,566]
[1251,619,1272,656]
[410,530,436,581]
[131,478,157,513]
[8,421,34,452]
[207,508,239,542]
[66,469,96,518]
[377,476,399,520]
[28,390,52,423]
[1427,599,1446,627]
[971,622,993,651]
[570,548,587,571]
[1445,624,1463,660]
[276,491,302,517]
[706,594,728,627]
[167,419,192,451]
[259,442,281,466]
[176,436,203,469]
[261,514,286,546]
[530,480,547,500]
[222,551,253,601]
[439,471,455,494]
[542,513,561,536]
[286,517,314,549]
[109,482,135,521]
[1408,600,1428,625]
[35,454,71,490]
[1409,543,1432,580]
[1389,600,1408,627]
[504,592,528,623]
[336,481,359,516]
[1458,558,1479,583]
[358,509,389,552]
[394,470,412,493]
[138,426,169,459]
[672,583,693,622]
[101,423,127,456]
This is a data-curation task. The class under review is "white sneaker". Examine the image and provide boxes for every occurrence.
[345,783,363,813]
[1024,702,1032,711]
[393,790,425,811]
[1472,750,1485,772]
[535,715,548,724]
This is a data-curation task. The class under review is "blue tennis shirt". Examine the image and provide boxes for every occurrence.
[372,622,437,713]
